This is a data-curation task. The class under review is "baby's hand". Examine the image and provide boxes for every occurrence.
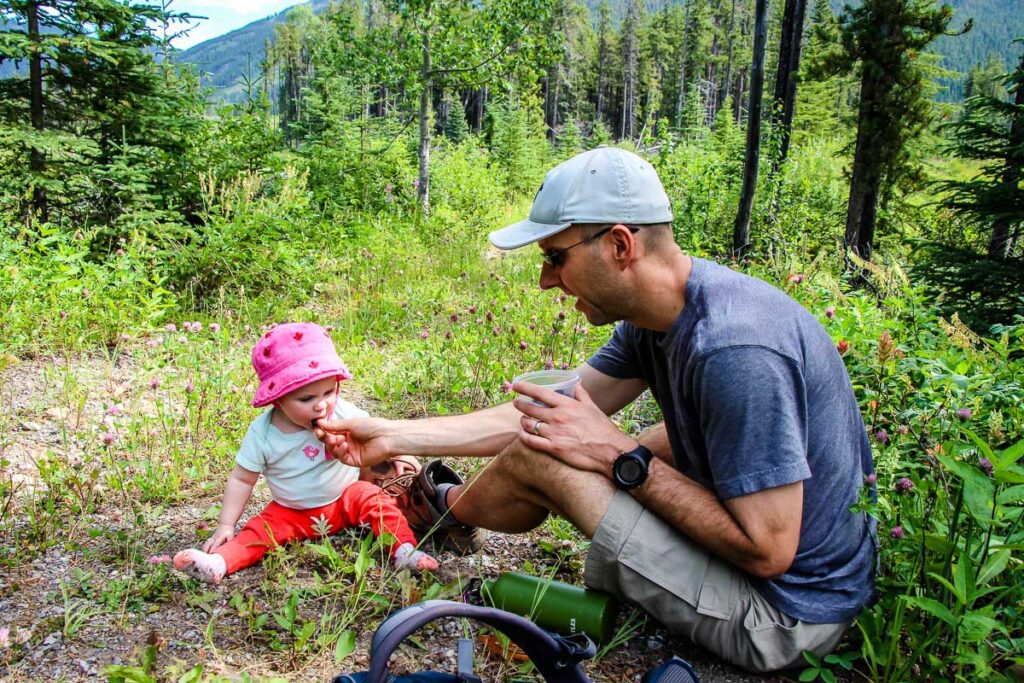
[202,524,235,553]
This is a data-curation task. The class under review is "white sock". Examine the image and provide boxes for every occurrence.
[393,542,439,572]
[173,549,227,584]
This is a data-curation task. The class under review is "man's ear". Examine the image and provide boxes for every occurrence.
[610,224,638,267]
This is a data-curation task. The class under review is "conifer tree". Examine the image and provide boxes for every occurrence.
[940,47,1024,260]
[815,0,957,261]
[0,0,204,229]
[444,93,470,143]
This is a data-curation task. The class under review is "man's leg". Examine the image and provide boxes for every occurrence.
[444,437,614,536]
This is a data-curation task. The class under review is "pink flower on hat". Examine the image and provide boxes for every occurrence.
[250,322,352,408]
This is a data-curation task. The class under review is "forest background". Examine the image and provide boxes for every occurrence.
[0,0,1023,681]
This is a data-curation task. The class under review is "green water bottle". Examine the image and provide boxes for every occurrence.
[480,572,619,644]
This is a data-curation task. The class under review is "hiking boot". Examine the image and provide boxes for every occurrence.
[403,459,487,555]
[360,455,422,514]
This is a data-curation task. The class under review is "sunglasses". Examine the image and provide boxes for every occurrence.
[541,225,639,268]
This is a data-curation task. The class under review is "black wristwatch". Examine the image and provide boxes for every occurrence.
[612,445,654,490]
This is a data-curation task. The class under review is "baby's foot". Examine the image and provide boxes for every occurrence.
[393,542,439,573]
[173,549,227,584]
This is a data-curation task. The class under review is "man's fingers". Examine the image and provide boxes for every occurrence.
[315,417,354,435]
[511,395,556,420]
[511,381,568,408]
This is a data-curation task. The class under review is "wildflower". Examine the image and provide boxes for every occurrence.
[825,306,835,319]
[82,288,90,298]
[519,341,528,350]
[177,335,187,343]
[468,305,477,314]
[185,381,195,394]
[0,627,9,649]
[561,362,570,370]
[874,429,889,445]
[559,294,568,303]
[60,310,69,320]
[149,378,160,390]
[444,330,452,339]
[897,425,909,435]
[384,183,393,194]
[146,338,159,348]
[486,310,494,321]
[786,273,805,284]
[956,408,972,421]
[196,522,209,531]
[890,526,905,540]
[837,340,850,355]
[102,433,115,446]
[146,554,172,564]
[492,326,501,336]
[181,322,193,332]
[544,360,555,370]
[557,311,566,321]
[115,248,125,257]
[191,322,203,332]
[107,404,121,416]
[449,313,458,323]
[419,329,429,339]
[895,477,914,494]
[864,473,877,486]
[877,331,896,362]
[165,323,177,332]
[502,381,514,394]
[209,323,221,333]
[978,457,994,476]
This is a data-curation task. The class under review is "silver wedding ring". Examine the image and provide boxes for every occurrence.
[532,419,543,435]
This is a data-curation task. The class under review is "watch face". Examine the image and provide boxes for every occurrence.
[618,458,643,483]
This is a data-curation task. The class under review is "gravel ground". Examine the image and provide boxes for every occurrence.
[0,356,804,683]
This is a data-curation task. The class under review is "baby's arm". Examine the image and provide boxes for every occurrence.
[203,465,260,552]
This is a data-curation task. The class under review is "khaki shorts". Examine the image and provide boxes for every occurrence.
[584,491,850,673]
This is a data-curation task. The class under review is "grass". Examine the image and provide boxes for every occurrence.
[1,136,1022,681]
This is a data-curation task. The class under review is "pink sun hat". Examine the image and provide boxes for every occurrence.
[251,322,352,408]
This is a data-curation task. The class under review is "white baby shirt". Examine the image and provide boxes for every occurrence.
[235,399,365,509]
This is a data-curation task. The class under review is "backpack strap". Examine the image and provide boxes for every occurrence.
[365,600,596,683]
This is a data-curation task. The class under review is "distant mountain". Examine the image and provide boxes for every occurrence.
[174,0,330,104]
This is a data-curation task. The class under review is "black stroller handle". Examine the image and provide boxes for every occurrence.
[365,600,597,683]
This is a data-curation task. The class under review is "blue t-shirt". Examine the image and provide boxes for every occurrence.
[588,257,877,624]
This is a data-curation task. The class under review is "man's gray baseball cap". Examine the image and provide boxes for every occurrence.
[489,146,673,250]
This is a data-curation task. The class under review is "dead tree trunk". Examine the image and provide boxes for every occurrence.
[771,0,808,171]
[417,28,432,214]
[27,0,47,223]
[989,49,1024,260]
[732,0,769,258]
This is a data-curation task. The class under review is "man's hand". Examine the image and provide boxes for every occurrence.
[315,417,396,467]
[203,524,235,553]
[512,381,635,477]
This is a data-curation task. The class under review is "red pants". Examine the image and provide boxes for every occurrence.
[214,480,418,575]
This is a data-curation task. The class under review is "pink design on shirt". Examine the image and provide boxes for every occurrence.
[303,445,321,460]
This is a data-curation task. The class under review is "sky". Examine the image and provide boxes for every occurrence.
[167,0,301,50]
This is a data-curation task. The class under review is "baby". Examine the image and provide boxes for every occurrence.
[174,322,436,583]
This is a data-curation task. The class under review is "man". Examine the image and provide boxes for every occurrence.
[319,147,877,673]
